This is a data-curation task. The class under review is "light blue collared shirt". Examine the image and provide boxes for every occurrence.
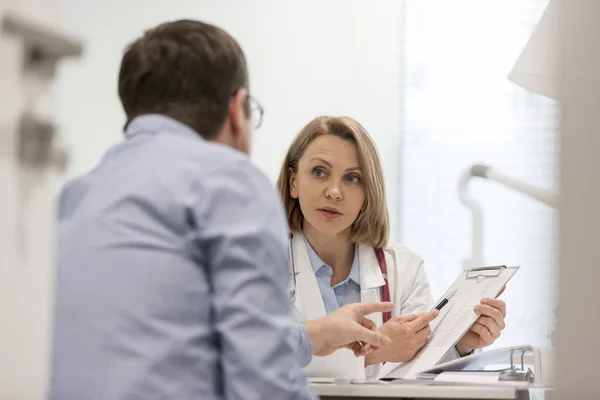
[50,115,315,400]
[304,237,361,314]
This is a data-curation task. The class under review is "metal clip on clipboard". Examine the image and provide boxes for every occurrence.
[466,265,507,282]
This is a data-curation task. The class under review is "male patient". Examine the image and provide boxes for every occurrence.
[50,19,392,400]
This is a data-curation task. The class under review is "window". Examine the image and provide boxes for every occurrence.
[400,0,557,347]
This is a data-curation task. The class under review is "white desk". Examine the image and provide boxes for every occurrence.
[310,382,541,400]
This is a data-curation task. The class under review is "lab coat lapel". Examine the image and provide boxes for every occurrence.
[291,232,328,321]
[359,244,386,327]
[301,239,371,380]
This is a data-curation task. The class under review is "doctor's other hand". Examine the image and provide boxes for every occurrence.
[365,310,439,366]
[456,297,507,356]
[304,302,394,358]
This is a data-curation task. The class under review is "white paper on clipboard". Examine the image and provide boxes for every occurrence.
[378,266,520,380]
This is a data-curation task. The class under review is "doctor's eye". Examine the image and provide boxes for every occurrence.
[346,174,362,184]
[312,167,327,178]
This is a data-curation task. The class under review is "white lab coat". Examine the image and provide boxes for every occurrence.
[290,232,435,380]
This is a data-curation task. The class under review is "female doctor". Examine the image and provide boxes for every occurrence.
[277,116,507,379]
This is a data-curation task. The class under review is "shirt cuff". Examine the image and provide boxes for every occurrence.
[454,347,462,359]
[455,346,476,358]
[291,323,313,368]
[364,362,382,380]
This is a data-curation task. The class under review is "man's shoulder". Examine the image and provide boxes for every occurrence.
[57,173,91,220]
[198,154,276,207]
[168,135,257,173]
[176,140,272,195]
[132,131,268,194]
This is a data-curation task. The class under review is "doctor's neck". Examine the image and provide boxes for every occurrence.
[302,223,354,277]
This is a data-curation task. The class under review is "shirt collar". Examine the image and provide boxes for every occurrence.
[124,114,202,140]
[303,236,360,285]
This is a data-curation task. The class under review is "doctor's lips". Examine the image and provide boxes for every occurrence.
[319,207,342,219]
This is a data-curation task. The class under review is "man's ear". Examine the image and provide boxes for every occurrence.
[228,88,247,137]
[289,168,299,199]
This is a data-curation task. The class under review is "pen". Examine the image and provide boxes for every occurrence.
[435,289,457,311]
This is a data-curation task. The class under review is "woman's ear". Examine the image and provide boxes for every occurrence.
[289,168,299,199]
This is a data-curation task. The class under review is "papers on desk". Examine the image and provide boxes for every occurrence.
[308,378,335,384]
[417,345,537,387]
[379,266,520,380]
[434,371,502,384]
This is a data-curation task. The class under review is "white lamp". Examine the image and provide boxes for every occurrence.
[508,0,558,99]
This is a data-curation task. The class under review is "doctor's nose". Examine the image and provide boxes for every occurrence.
[325,184,342,201]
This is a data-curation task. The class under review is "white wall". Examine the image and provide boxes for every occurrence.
[55,0,404,240]
[0,1,65,399]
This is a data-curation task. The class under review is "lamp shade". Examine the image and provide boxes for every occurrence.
[508,0,558,100]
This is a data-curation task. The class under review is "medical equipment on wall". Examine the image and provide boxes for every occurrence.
[458,164,558,271]
[1,8,84,400]
[2,11,83,254]
[3,11,82,170]
[458,164,559,353]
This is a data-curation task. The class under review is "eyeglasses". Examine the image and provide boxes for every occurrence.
[230,90,264,129]
[247,94,264,129]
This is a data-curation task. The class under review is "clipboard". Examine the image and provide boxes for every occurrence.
[379,265,520,380]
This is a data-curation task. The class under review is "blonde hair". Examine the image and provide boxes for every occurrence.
[277,116,389,248]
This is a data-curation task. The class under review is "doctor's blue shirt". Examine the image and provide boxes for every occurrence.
[50,115,314,400]
[304,237,361,313]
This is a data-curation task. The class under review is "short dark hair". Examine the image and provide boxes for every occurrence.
[118,19,249,139]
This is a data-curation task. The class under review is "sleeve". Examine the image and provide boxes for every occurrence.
[396,248,434,315]
[194,161,315,400]
[290,323,313,368]
[364,362,380,381]
[363,246,435,380]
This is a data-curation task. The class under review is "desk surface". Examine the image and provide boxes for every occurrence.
[310,382,523,399]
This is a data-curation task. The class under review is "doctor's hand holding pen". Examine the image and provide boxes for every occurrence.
[364,310,440,366]
[303,302,395,358]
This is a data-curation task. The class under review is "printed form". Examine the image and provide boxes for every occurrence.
[379,266,519,380]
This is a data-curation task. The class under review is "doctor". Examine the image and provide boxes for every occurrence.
[277,116,507,379]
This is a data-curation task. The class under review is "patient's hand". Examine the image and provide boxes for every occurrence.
[304,302,394,358]
[365,310,439,366]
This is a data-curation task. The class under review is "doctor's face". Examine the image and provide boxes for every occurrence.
[289,134,365,237]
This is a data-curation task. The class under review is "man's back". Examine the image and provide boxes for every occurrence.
[51,115,312,400]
